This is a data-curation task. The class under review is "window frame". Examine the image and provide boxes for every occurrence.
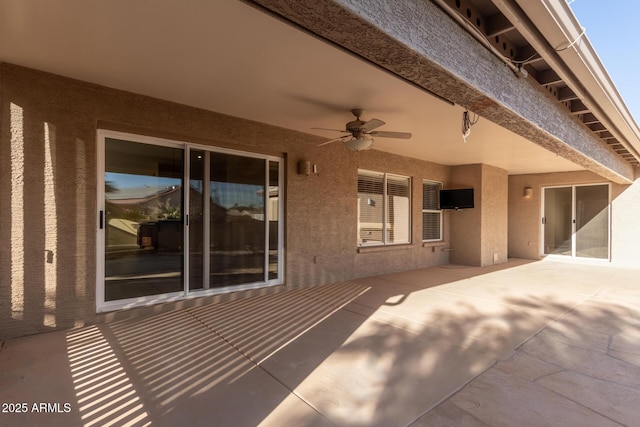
[422,179,443,242]
[357,169,411,247]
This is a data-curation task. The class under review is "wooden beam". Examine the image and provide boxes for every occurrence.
[570,99,589,114]
[588,123,606,132]
[485,13,514,37]
[557,87,578,101]
[581,113,599,124]
[537,69,563,85]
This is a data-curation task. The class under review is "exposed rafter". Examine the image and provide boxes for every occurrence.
[438,0,639,167]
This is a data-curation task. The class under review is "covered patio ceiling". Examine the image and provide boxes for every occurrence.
[0,0,585,175]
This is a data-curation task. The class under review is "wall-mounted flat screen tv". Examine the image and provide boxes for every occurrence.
[439,188,474,210]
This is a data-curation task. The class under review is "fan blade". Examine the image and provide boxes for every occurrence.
[311,127,348,133]
[318,136,347,146]
[369,130,412,139]
[360,118,385,131]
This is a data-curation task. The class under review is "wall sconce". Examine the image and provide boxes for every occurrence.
[524,187,533,198]
[298,160,311,176]
[297,160,318,175]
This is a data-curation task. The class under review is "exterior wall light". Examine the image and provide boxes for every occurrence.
[298,159,311,175]
[524,187,533,198]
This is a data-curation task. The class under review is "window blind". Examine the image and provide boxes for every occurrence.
[358,171,384,245]
[386,174,410,244]
[357,170,410,246]
[422,180,442,241]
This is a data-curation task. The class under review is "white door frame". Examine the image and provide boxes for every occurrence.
[96,130,284,313]
[540,183,611,261]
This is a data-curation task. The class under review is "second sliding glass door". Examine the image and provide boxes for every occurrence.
[542,184,609,260]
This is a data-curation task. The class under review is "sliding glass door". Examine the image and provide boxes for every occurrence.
[543,187,572,256]
[98,131,283,311]
[575,184,609,259]
[542,184,609,260]
[103,137,184,301]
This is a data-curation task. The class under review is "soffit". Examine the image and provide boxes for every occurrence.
[0,0,584,174]
[440,0,640,166]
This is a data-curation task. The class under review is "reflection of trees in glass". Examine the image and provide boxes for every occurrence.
[231,202,259,211]
[105,181,150,222]
[158,199,181,219]
[105,180,116,246]
[211,188,220,205]
[105,181,117,194]
[105,179,183,222]
[210,182,264,209]
[105,181,117,219]
[121,208,150,223]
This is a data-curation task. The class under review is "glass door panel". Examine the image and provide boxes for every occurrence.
[189,150,205,290]
[575,184,609,259]
[268,161,280,280]
[104,138,184,301]
[543,187,572,256]
[210,153,266,287]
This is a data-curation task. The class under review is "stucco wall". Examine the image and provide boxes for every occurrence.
[448,164,508,267]
[480,164,509,266]
[449,165,482,266]
[508,170,627,261]
[1,63,452,339]
[609,170,640,266]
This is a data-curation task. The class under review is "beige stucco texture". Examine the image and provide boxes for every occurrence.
[2,62,637,339]
[0,64,454,338]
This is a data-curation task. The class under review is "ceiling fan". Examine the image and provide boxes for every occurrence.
[313,109,412,151]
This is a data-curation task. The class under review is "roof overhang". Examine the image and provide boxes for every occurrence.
[502,0,640,164]
[0,0,637,181]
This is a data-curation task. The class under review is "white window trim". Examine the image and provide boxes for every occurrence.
[357,169,411,247]
[539,182,610,262]
[422,179,444,242]
[96,129,285,313]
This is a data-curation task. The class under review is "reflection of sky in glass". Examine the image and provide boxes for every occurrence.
[105,172,181,199]
[211,181,263,209]
[105,173,264,208]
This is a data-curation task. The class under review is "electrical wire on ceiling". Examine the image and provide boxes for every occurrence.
[461,110,479,143]
[508,52,539,65]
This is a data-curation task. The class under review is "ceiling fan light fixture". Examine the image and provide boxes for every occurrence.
[344,135,373,151]
[315,109,410,149]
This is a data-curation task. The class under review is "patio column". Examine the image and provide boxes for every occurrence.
[449,164,508,267]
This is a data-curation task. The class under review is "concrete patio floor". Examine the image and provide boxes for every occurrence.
[1,258,639,426]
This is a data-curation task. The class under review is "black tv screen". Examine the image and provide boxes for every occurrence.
[439,188,474,210]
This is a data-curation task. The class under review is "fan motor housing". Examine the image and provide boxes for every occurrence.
[346,119,366,133]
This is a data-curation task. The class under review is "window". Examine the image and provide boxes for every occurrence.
[358,170,411,246]
[422,180,443,241]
